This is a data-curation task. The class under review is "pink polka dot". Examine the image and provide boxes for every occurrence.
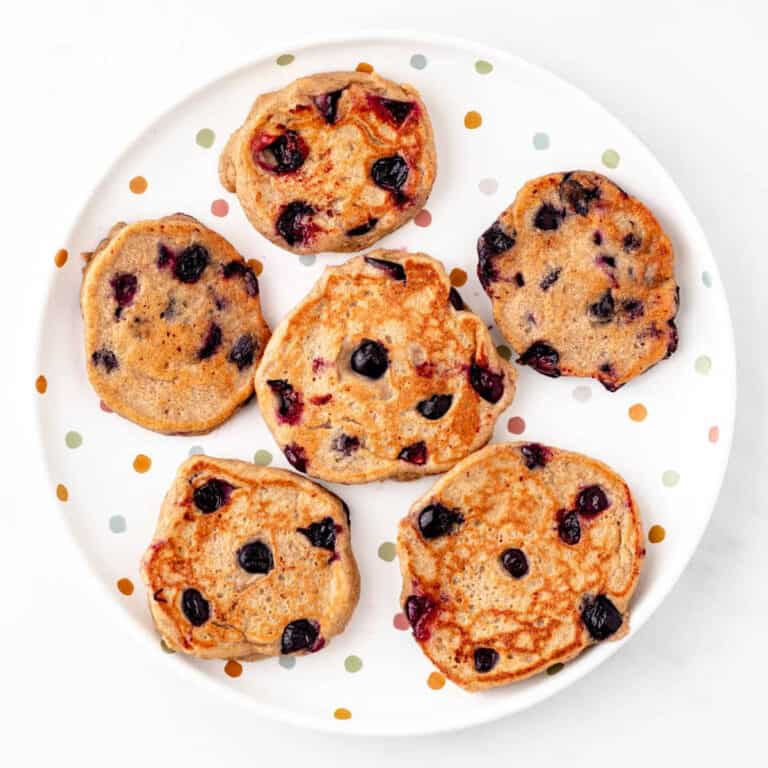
[393,612,409,631]
[414,210,432,227]
[708,426,719,443]
[100,400,113,413]
[211,199,229,217]
[507,416,526,434]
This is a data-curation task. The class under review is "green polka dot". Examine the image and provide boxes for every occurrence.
[65,431,82,449]
[279,655,296,669]
[702,271,713,288]
[299,255,316,267]
[533,132,550,150]
[662,470,680,487]
[377,542,396,562]
[195,128,215,148]
[160,638,176,654]
[475,60,493,75]
[695,355,712,374]
[276,54,294,66]
[253,449,273,466]
[496,344,512,361]
[344,655,363,673]
[601,149,620,169]
[546,663,564,676]
[410,54,427,70]
[109,515,126,533]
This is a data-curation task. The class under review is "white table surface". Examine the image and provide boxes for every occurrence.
[3,1,767,765]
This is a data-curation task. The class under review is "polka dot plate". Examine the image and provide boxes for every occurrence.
[36,32,736,735]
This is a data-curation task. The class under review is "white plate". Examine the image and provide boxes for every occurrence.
[36,31,736,735]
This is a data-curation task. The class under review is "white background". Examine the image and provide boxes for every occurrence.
[3,0,767,765]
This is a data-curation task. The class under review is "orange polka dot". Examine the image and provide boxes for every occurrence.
[628,403,647,422]
[414,209,432,227]
[247,258,263,276]
[129,176,148,194]
[334,707,352,720]
[35,375,47,394]
[133,454,152,473]
[648,525,666,544]
[356,62,374,73]
[225,660,243,677]
[56,484,68,502]
[449,268,467,287]
[427,671,445,690]
[708,426,719,443]
[54,249,68,268]
[507,416,526,435]
[464,111,482,129]
[117,578,134,596]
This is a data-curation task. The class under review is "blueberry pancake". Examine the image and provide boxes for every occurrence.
[141,457,359,659]
[397,442,644,691]
[477,171,678,390]
[254,250,516,484]
[81,215,270,434]
[219,71,436,255]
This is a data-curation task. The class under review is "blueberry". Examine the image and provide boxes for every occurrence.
[473,647,499,673]
[514,272,525,287]
[181,588,210,626]
[198,323,222,360]
[593,231,603,245]
[539,267,562,291]
[276,201,317,246]
[284,443,308,473]
[416,394,453,420]
[520,443,551,469]
[623,233,642,252]
[398,441,427,465]
[281,619,320,654]
[297,517,337,550]
[597,254,616,268]
[560,176,600,215]
[110,273,138,308]
[255,130,308,174]
[157,243,175,269]
[666,319,679,358]
[193,478,234,513]
[174,244,209,283]
[91,348,118,373]
[364,255,405,281]
[581,595,623,640]
[418,503,463,539]
[534,203,565,231]
[477,221,515,290]
[371,154,409,192]
[267,379,304,425]
[469,362,505,403]
[223,260,259,296]
[557,510,581,545]
[346,218,378,237]
[404,594,437,641]
[369,95,415,126]
[500,548,529,578]
[237,541,273,574]
[228,334,256,370]
[589,290,615,323]
[331,433,360,456]
[312,88,344,124]
[350,339,389,379]
[576,485,610,517]
[517,342,561,377]
[449,287,464,310]
[621,299,644,320]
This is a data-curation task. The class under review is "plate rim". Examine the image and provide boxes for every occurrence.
[34,28,738,736]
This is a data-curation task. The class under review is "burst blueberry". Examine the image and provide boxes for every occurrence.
[416,394,453,420]
[469,362,505,403]
[297,517,337,551]
[371,154,409,192]
[229,333,256,370]
[576,485,610,517]
[174,244,209,283]
[517,341,561,377]
[398,441,427,465]
[255,130,308,174]
[534,203,564,230]
[281,619,320,654]
[267,379,303,425]
[557,510,581,545]
[473,647,499,673]
[193,478,234,513]
[418,503,463,539]
[198,323,222,360]
[276,201,316,246]
[581,595,623,640]
[364,255,405,280]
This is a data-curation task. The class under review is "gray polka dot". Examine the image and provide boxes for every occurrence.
[478,178,498,195]
[572,385,592,402]
[109,515,127,533]
[279,655,296,669]
[410,53,427,70]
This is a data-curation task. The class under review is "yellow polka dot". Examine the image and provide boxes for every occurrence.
[427,671,445,690]
[129,175,148,194]
[35,375,47,394]
[117,578,134,596]
[649,525,666,543]
[628,403,647,422]
[224,660,243,677]
[54,249,68,268]
[334,707,352,720]
[464,111,482,129]
[356,62,374,73]
[133,454,152,473]
[247,258,264,276]
[449,268,467,287]
[56,484,68,502]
